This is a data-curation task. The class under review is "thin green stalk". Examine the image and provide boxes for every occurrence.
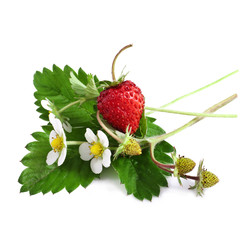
[148,94,238,145]
[146,69,239,115]
[67,141,118,150]
[145,106,237,118]
[66,141,85,145]
[150,143,200,180]
[58,99,83,113]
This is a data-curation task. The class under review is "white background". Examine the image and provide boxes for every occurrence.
[1,0,240,239]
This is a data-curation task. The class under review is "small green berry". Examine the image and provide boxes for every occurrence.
[176,157,196,175]
[201,170,219,188]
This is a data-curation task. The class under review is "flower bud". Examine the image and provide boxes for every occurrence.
[201,170,219,188]
[176,157,196,175]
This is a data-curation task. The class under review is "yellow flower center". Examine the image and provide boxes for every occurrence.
[51,135,64,152]
[90,142,104,158]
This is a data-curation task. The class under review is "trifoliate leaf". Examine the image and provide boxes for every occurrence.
[20,64,174,200]
[112,149,168,201]
[19,127,97,195]
[34,65,98,127]
[19,65,103,195]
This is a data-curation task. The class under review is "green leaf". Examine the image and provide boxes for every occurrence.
[112,119,173,200]
[135,110,147,138]
[146,117,165,137]
[69,72,100,99]
[19,127,96,195]
[33,65,98,128]
[78,67,88,85]
[69,71,87,97]
[19,64,174,199]
[19,65,103,195]
[112,149,168,201]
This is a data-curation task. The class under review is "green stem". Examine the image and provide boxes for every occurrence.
[66,141,85,145]
[109,146,118,150]
[112,44,133,81]
[58,99,83,113]
[149,143,199,180]
[145,106,237,118]
[96,111,123,143]
[148,94,238,145]
[146,69,239,115]
[67,141,118,151]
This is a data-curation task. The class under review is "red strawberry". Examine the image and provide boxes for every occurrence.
[97,80,145,134]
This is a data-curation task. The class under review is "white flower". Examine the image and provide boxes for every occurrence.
[41,98,72,133]
[46,114,67,166]
[79,128,111,174]
[41,98,52,112]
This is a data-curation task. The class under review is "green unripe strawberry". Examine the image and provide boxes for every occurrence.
[176,157,196,175]
[201,170,219,188]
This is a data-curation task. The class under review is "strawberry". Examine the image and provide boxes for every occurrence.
[97,80,145,134]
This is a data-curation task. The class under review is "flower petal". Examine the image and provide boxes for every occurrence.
[79,142,93,161]
[49,113,56,124]
[63,132,67,147]
[97,130,109,147]
[102,149,111,168]
[46,150,59,165]
[58,147,67,166]
[90,158,103,174]
[50,116,64,136]
[62,121,72,133]
[85,128,97,143]
[49,130,57,144]
[41,99,52,111]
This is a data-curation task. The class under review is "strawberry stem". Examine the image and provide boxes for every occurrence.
[112,44,133,81]
[145,106,237,118]
[147,94,238,145]
[66,141,85,145]
[149,142,200,181]
[146,69,239,115]
[96,111,123,143]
